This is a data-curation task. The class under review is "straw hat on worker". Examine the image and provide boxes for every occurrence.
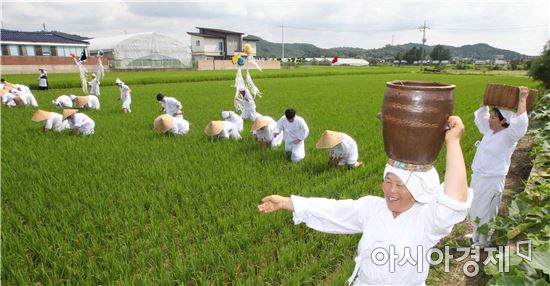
[154,113,189,136]
[251,115,284,149]
[32,109,69,132]
[63,109,96,135]
[74,95,100,110]
[316,130,362,168]
[204,120,241,140]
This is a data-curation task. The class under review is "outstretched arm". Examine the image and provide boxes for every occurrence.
[516,86,528,116]
[257,195,294,213]
[443,116,468,202]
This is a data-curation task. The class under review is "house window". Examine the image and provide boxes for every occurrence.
[42,46,51,56]
[35,46,43,56]
[195,40,200,46]
[1,45,8,55]
[9,45,19,56]
[18,45,26,56]
[51,47,57,56]
[26,46,35,56]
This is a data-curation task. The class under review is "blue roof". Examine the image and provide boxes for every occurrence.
[1,29,89,45]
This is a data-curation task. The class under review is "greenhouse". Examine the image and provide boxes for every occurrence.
[88,32,191,69]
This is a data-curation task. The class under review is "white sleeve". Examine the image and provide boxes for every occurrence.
[275,117,285,133]
[299,118,310,140]
[424,184,473,243]
[474,106,490,135]
[44,118,54,130]
[507,112,528,141]
[291,195,374,234]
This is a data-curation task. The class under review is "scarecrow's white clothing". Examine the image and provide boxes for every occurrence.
[215,121,241,140]
[276,115,309,161]
[44,113,69,131]
[84,95,100,110]
[468,107,528,243]
[291,185,473,286]
[330,133,359,165]
[119,83,131,111]
[53,95,73,108]
[222,111,244,132]
[161,97,182,116]
[240,91,257,121]
[71,113,95,135]
[89,78,100,96]
[172,115,190,135]
[38,73,48,88]
[253,116,284,148]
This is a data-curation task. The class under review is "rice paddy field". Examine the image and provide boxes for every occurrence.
[1,66,538,285]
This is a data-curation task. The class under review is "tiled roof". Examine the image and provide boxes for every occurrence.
[196,27,243,35]
[187,32,224,39]
[0,29,90,44]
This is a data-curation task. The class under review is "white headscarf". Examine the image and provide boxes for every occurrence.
[221,111,230,119]
[383,164,440,203]
[115,78,123,85]
[498,108,515,124]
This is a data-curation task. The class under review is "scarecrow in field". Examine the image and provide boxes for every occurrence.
[52,95,74,108]
[153,112,190,136]
[89,73,101,96]
[232,43,262,113]
[251,115,284,149]
[70,50,89,95]
[156,93,182,116]
[63,109,95,135]
[221,110,244,132]
[316,130,363,168]
[31,109,70,132]
[204,120,241,140]
[258,116,472,285]
[115,78,132,113]
[467,86,529,246]
[273,108,309,162]
[238,85,260,121]
[38,68,48,90]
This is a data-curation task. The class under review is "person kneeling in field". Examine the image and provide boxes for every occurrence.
[63,109,95,136]
[154,112,190,136]
[10,85,38,107]
[74,95,100,110]
[204,120,241,140]
[1,89,21,107]
[32,109,69,132]
[274,108,309,162]
[258,116,472,286]
[157,93,183,116]
[222,110,244,133]
[252,115,284,149]
[317,130,363,168]
[52,95,74,108]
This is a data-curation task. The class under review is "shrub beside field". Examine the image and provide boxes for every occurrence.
[1,68,538,284]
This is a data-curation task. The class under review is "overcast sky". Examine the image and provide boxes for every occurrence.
[2,0,549,56]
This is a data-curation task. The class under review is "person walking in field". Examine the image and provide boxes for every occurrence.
[38,68,48,90]
[52,95,74,108]
[238,85,258,121]
[467,86,529,246]
[251,115,284,149]
[274,108,309,162]
[258,116,472,285]
[32,109,69,132]
[316,130,363,168]
[74,95,100,110]
[204,120,241,140]
[115,78,131,113]
[222,110,244,132]
[157,93,182,116]
[153,112,190,136]
[89,73,100,96]
[63,109,95,135]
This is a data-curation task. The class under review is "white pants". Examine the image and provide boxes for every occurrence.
[468,173,505,244]
[285,140,305,162]
[122,96,131,110]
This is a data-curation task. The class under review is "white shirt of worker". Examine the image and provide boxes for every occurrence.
[330,133,359,165]
[291,185,473,285]
[44,113,69,132]
[222,111,244,132]
[13,86,38,107]
[240,90,258,121]
[53,95,73,108]
[217,121,241,140]
[172,115,190,135]
[70,113,95,135]
[85,95,100,110]
[161,97,182,116]
[276,115,309,161]
[119,84,131,111]
[253,116,284,148]
[2,92,17,107]
[89,78,100,96]
[38,73,48,88]
[468,106,528,244]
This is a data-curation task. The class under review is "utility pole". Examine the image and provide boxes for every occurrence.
[391,35,394,46]
[42,23,46,31]
[281,24,285,62]
[418,20,430,70]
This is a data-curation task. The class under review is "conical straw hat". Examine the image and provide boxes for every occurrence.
[316,130,344,149]
[13,95,23,106]
[32,109,52,122]
[204,121,225,136]
[153,114,174,133]
[0,89,9,96]
[63,109,78,120]
[251,116,271,131]
[75,96,90,108]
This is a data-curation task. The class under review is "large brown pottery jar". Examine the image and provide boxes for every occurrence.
[382,80,455,166]
[483,84,538,112]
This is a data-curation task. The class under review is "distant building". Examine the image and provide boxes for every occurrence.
[0,28,91,74]
[187,27,257,61]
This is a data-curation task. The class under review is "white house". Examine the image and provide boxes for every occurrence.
[188,27,257,61]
